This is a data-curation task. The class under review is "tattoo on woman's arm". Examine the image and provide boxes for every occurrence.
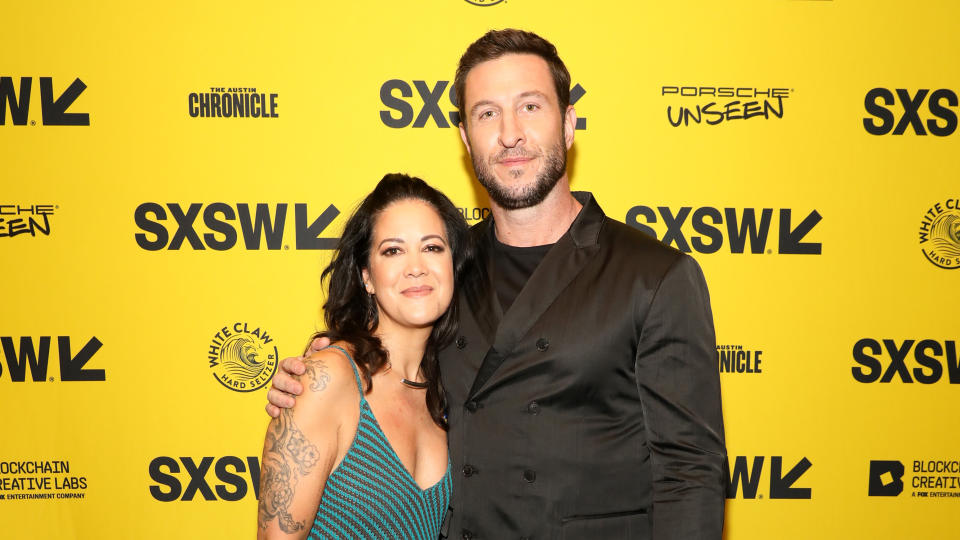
[302,356,331,392]
[258,409,321,532]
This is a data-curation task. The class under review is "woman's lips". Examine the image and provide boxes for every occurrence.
[402,286,433,297]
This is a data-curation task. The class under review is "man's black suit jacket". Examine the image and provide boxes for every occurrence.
[439,192,726,540]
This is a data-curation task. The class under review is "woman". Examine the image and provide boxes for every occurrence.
[257,173,473,539]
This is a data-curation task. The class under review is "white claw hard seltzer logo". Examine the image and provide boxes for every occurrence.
[919,199,960,269]
[208,322,278,392]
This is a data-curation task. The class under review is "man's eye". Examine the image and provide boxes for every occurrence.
[523,103,539,112]
[479,110,495,119]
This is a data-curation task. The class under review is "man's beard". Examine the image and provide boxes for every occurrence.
[472,138,567,211]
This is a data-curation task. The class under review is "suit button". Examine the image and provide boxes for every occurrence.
[461,530,474,540]
[526,401,540,415]
[465,400,479,412]
[462,464,477,477]
[522,469,536,483]
[536,338,549,352]
[456,336,467,349]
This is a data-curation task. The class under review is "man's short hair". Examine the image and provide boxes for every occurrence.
[454,29,571,126]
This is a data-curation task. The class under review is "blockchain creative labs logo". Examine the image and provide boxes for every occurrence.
[458,206,491,223]
[868,459,960,499]
[188,87,279,118]
[207,323,278,392]
[0,459,89,501]
[868,460,905,496]
[662,85,792,127]
[0,204,55,238]
[717,344,764,374]
[379,79,587,130]
[0,76,90,126]
[918,199,960,269]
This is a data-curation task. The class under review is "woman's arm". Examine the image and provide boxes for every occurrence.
[257,347,357,539]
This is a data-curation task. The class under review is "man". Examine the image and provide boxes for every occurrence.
[267,29,726,539]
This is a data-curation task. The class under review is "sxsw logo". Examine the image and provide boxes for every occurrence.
[726,455,812,499]
[148,456,260,502]
[863,88,957,136]
[0,77,90,126]
[379,79,587,129]
[0,337,105,382]
[134,203,340,251]
[869,460,905,496]
[852,339,960,384]
[627,206,822,255]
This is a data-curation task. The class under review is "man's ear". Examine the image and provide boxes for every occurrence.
[563,106,577,149]
[361,268,375,294]
[459,122,473,157]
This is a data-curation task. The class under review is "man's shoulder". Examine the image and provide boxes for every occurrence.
[599,215,686,265]
[577,191,686,267]
[469,219,490,235]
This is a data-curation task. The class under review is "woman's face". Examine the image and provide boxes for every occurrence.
[362,199,455,332]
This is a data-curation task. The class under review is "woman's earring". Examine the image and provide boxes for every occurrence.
[365,294,376,322]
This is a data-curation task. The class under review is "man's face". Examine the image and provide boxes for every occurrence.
[459,53,576,210]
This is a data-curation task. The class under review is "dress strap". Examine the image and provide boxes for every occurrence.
[324,344,364,395]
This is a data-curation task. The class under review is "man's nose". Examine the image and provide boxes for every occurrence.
[498,110,524,148]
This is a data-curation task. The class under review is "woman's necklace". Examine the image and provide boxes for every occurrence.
[400,377,429,389]
[386,362,428,389]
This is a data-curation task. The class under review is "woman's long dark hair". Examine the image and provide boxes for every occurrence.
[307,173,473,429]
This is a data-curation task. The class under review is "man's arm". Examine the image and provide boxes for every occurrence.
[634,253,727,539]
[265,337,331,417]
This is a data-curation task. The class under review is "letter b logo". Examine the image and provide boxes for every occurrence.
[868,460,904,496]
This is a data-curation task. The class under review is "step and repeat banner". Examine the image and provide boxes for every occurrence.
[1,1,957,538]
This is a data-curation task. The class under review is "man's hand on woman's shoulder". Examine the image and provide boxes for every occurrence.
[265,336,332,417]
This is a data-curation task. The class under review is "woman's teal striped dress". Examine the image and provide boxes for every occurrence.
[310,346,452,539]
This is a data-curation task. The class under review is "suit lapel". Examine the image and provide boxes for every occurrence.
[463,218,500,352]
[467,192,605,399]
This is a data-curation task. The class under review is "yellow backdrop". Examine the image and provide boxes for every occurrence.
[2,1,957,538]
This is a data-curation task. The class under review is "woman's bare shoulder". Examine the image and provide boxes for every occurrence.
[296,342,362,401]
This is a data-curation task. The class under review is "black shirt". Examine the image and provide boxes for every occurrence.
[491,235,553,312]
